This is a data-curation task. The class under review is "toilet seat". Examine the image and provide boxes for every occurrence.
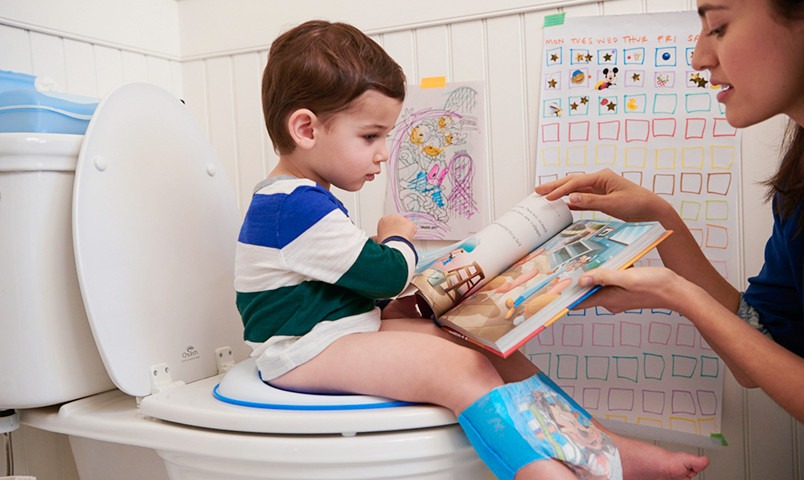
[213,358,412,410]
[70,83,456,436]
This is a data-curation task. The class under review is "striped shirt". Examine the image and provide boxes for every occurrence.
[235,176,417,344]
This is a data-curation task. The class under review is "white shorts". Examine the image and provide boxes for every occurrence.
[246,308,382,381]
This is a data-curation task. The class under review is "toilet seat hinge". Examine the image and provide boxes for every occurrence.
[149,363,186,394]
[215,346,236,374]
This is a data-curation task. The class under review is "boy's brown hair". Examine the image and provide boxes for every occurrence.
[262,20,406,155]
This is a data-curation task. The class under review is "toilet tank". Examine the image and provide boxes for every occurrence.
[0,132,114,409]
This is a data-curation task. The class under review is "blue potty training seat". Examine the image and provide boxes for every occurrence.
[214,358,412,411]
[459,372,623,480]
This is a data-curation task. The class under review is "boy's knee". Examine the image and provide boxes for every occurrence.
[457,348,502,387]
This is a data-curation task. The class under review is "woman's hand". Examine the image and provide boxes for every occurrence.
[535,168,672,223]
[575,266,689,314]
[538,169,741,312]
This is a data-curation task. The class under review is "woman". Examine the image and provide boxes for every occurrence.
[536,0,804,422]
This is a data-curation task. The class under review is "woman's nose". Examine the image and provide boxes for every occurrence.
[691,33,715,71]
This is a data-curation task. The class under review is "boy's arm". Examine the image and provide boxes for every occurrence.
[279,189,417,299]
[335,235,417,299]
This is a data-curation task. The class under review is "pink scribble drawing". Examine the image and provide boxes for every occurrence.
[388,86,481,240]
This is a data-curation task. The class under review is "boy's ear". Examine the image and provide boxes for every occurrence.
[287,109,317,150]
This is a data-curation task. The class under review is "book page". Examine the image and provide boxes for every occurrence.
[412,193,572,316]
[439,220,665,353]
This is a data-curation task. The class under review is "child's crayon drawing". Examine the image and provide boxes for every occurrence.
[385,81,488,240]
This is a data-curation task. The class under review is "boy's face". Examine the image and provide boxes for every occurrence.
[308,90,402,192]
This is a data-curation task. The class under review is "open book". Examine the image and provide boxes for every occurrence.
[411,193,671,357]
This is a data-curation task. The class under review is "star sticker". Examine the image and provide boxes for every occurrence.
[548,78,558,88]
[585,53,593,62]
[689,73,709,88]
[580,96,589,104]
[631,73,641,82]
[606,101,617,111]
[570,102,579,111]
[551,53,559,62]
[603,53,612,62]
[576,53,585,62]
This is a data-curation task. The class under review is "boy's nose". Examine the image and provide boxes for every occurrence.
[377,143,390,162]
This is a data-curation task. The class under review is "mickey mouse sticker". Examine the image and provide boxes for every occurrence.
[595,67,618,90]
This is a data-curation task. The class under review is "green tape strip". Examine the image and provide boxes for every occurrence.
[544,12,566,28]
[710,433,729,447]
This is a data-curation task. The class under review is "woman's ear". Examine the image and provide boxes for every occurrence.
[287,109,317,150]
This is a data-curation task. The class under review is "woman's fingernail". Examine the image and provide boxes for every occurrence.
[569,193,582,203]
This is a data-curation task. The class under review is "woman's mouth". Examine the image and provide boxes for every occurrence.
[715,83,733,103]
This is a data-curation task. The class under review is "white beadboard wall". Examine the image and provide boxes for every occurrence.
[1,1,802,479]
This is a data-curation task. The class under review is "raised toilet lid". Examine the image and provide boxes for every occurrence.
[73,83,456,434]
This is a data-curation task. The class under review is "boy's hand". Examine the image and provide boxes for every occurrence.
[376,214,417,242]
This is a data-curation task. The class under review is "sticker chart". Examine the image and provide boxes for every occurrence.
[385,81,488,241]
[528,11,739,443]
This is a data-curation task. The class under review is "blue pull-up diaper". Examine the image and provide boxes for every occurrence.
[458,372,622,480]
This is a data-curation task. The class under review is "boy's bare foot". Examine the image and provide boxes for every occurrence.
[612,432,709,479]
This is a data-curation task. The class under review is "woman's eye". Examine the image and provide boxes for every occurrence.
[707,24,726,37]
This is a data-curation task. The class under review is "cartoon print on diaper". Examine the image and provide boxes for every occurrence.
[512,376,621,479]
[388,85,482,240]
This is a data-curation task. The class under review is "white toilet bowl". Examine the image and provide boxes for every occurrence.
[0,83,490,479]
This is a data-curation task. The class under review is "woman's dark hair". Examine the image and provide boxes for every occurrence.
[762,0,804,230]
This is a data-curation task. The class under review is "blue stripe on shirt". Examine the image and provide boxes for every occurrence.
[238,184,348,249]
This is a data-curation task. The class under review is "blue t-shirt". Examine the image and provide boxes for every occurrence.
[743,197,804,356]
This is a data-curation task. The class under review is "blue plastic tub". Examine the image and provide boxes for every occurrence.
[0,70,98,135]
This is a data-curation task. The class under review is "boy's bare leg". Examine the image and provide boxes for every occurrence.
[269,320,576,479]
[380,313,710,480]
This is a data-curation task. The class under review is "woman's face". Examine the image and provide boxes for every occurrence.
[692,0,804,128]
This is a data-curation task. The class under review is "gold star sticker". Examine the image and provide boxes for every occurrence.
[631,73,640,82]
[548,78,558,88]
[577,53,585,62]
[603,53,612,61]
[580,96,589,104]
[585,53,593,62]
[551,53,559,62]
[689,73,709,88]
[607,101,617,111]
[570,102,579,110]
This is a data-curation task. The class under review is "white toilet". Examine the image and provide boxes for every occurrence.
[0,82,490,479]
